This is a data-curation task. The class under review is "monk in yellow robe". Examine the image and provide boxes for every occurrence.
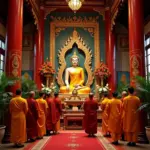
[107,92,122,145]
[59,51,90,94]
[101,93,110,136]
[122,87,140,146]
[10,89,28,148]
[36,91,48,138]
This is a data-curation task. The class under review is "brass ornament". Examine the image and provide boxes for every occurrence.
[57,29,93,87]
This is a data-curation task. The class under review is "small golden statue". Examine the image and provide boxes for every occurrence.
[59,51,90,94]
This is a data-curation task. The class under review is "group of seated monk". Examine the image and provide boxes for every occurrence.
[101,87,140,146]
[9,89,62,148]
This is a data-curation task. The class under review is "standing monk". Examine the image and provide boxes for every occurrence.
[84,93,98,137]
[53,92,62,134]
[121,91,128,102]
[123,87,140,146]
[10,89,28,148]
[101,93,110,136]
[46,93,57,135]
[107,92,122,145]
[26,91,38,142]
[36,91,48,138]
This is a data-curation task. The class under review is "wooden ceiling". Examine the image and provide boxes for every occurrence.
[0,0,150,28]
[43,0,107,12]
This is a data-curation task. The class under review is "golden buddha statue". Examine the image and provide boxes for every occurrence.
[59,51,91,94]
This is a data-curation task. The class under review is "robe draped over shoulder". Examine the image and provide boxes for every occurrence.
[26,98,38,139]
[122,95,140,142]
[46,97,57,131]
[84,98,98,134]
[10,96,28,143]
[107,98,122,141]
[36,98,48,137]
[101,98,110,135]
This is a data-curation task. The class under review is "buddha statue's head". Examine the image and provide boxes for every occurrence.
[71,51,79,67]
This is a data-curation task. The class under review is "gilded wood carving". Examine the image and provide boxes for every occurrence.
[50,16,100,69]
[57,29,93,87]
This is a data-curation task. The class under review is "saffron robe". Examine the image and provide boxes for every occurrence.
[46,97,57,131]
[122,95,140,142]
[36,98,48,137]
[26,98,38,139]
[101,97,110,135]
[53,97,62,131]
[84,98,98,134]
[10,96,28,143]
[107,98,122,141]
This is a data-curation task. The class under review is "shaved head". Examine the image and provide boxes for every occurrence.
[29,91,35,97]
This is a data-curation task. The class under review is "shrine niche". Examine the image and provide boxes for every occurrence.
[57,29,93,89]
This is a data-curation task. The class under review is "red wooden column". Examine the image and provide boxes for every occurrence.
[34,6,45,90]
[128,0,148,143]
[128,0,145,85]
[105,8,116,92]
[5,0,23,94]
[40,6,44,64]
[110,32,116,91]
[34,30,42,90]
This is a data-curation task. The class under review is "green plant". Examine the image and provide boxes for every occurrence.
[21,78,38,99]
[135,74,150,114]
[0,73,17,124]
[116,81,129,98]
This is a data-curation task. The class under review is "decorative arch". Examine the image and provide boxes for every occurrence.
[57,29,93,87]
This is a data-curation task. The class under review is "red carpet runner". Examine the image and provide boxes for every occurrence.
[42,132,105,150]
[24,131,125,150]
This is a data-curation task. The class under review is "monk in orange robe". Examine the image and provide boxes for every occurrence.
[26,91,38,141]
[84,93,98,137]
[122,87,140,146]
[107,92,122,145]
[53,92,62,133]
[36,91,48,138]
[101,93,110,136]
[10,89,28,148]
[46,93,57,135]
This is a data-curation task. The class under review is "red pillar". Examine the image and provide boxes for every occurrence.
[34,6,45,90]
[110,32,116,91]
[105,8,116,92]
[40,6,44,64]
[35,31,42,90]
[128,0,145,86]
[128,0,148,143]
[5,0,23,94]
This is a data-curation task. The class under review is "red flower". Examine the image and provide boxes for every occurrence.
[39,60,55,76]
[94,62,110,79]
